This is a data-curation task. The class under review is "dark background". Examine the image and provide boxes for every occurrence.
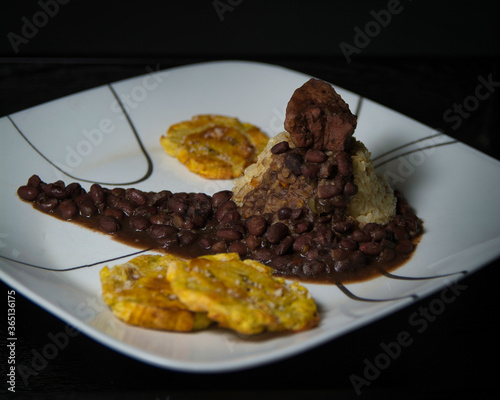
[1,1,499,399]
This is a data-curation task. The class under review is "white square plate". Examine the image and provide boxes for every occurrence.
[1,61,499,372]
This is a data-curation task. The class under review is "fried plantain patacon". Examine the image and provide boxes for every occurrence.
[166,253,319,335]
[100,254,213,331]
[160,114,268,179]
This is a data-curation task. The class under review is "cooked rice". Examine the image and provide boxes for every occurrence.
[232,132,396,226]
[348,140,396,226]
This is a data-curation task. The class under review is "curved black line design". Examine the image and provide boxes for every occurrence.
[372,132,445,162]
[354,96,364,117]
[377,268,468,281]
[373,141,458,169]
[0,248,154,272]
[335,281,419,302]
[8,85,154,186]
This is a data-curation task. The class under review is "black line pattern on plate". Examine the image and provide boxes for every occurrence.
[372,132,458,169]
[335,281,419,302]
[0,248,154,272]
[7,84,154,185]
[376,268,468,281]
[354,96,364,117]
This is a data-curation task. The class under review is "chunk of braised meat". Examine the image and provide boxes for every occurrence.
[284,78,357,152]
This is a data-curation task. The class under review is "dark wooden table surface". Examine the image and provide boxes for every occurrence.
[1,56,499,400]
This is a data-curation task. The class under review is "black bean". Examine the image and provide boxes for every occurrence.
[104,207,124,221]
[359,241,384,256]
[305,149,328,163]
[271,256,292,270]
[318,184,343,199]
[350,250,367,268]
[330,195,347,208]
[178,230,197,246]
[284,152,303,175]
[334,259,353,273]
[291,208,303,220]
[303,260,324,276]
[17,185,40,201]
[126,188,148,206]
[192,193,213,217]
[157,234,178,248]
[337,151,353,177]
[319,162,335,179]
[389,225,409,241]
[246,235,261,250]
[275,235,294,256]
[277,207,292,220]
[43,181,68,199]
[216,228,242,242]
[333,220,353,233]
[129,216,151,231]
[344,181,358,196]
[58,199,78,220]
[150,213,170,225]
[133,205,157,218]
[306,248,320,260]
[65,182,83,198]
[78,201,97,217]
[252,248,275,263]
[147,190,171,207]
[116,199,135,216]
[266,222,289,244]
[111,188,126,197]
[381,238,396,249]
[245,215,267,236]
[314,198,334,214]
[172,213,184,229]
[211,190,233,209]
[271,141,290,154]
[199,234,214,249]
[210,240,227,253]
[168,195,188,215]
[294,220,313,234]
[351,229,371,243]
[228,241,247,257]
[27,175,41,187]
[316,225,333,246]
[186,213,207,229]
[378,248,396,262]
[148,224,177,239]
[301,163,320,179]
[220,210,241,224]
[340,238,358,250]
[90,184,106,205]
[215,200,237,220]
[293,233,314,253]
[99,216,120,233]
[332,248,349,261]
[370,226,387,241]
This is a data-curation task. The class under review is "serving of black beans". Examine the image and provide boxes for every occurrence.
[17,171,422,284]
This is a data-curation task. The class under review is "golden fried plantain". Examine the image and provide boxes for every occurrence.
[166,253,319,335]
[160,114,269,179]
[100,254,212,332]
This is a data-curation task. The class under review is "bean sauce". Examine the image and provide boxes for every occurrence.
[17,170,423,284]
